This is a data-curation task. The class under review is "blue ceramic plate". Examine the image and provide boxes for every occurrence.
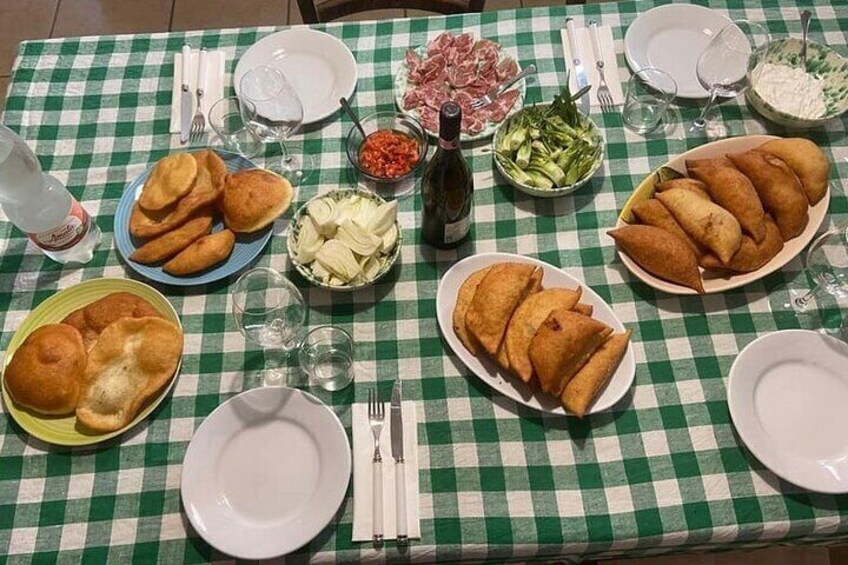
[114,149,273,286]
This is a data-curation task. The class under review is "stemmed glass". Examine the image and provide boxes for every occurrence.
[790,222,848,314]
[691,20,770,132]
[232,267,307,385]
[239,65,314,185]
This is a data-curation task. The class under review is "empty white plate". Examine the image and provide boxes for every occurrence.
[181,387,351,559]
[235,29,357,124]
[728,330,848,494]
[624,4,731,99]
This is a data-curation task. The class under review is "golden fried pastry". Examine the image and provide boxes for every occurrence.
[130,211,214,264]
[572,303,593,316]
[529,267,543,293]
[686,157,731,171]
[609,225,705,293]
[727,150,808,240]
[529,309,611,396]
[223,169,294,233]
[130,166,218,239]
[758,138,829,205]
[193,149,227,195]
[63,292,164,351]
[138,153,197,211]
[505,288,582,383]
[453,266,493,355]
[632,198,706,257]
[688,162,766,243]
[162,229,236,276]
[700,215,784,273]
[4,324,86,415]
[655,178,711,201]
[76,317,183,432]
[561,330,632,418]
[656,188,742,264]
[465,263,538,357]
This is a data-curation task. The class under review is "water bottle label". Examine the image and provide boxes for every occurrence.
[28,200,91,252]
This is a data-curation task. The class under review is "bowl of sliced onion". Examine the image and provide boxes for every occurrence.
[286,188,403,291]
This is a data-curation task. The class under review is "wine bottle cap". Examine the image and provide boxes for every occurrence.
[438,101,462,142]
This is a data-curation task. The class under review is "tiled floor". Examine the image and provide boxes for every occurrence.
[0,1,846,564]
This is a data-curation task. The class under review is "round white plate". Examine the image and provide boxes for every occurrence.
[181,387,351,559]
[234,29,357,125]
[624,4,731,99]
[436,252,636,416]
[728,330,848,494]
[614,135,830,295]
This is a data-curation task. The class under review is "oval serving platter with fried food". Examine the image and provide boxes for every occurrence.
[614,135,830,295]
[114,149,274,287]
[1,278,182,447]
[436,252,636,416]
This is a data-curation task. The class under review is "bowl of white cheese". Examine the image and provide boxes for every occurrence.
[747,37,848,129]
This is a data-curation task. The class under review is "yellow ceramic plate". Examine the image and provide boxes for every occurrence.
[1,278,182,447]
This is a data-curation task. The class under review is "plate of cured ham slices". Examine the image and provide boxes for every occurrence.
[395,32,526,141]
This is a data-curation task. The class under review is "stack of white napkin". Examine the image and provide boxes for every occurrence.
[561,24,625,107]
[169,48,226,134]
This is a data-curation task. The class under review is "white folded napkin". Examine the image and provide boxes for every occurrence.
[352,400,421,542]
[169,49,226,133]
[561,25,625,107]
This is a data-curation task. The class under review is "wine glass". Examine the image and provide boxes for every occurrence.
[232,267,307,384]
[239,65,314,185]
[790,222,848,313]
[691,20,770,131]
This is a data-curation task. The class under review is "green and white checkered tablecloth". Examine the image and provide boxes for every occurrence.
[1,0,848,562]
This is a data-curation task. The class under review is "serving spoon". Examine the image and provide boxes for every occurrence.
[339,97,366,137]
[801,10,812,70]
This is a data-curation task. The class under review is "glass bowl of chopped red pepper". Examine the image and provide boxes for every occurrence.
[345,111,428,183]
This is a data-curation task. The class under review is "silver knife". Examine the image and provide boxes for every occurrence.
[565,18,590,114]
[390,380,408,544]
[179,44,193,144]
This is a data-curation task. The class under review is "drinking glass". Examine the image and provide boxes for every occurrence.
[692,20,770,131]
[298,326,354,391]
[208,96,263,158]
[622,68,678,134]
[790,222,848,312]
[239,65,314,185]
[232,267,307,357]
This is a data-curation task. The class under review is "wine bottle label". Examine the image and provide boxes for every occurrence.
[444,214,470,244]
[438,138,459,150]
[28,200,91,252]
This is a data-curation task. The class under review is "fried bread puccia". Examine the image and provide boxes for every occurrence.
[453,262,631,417]
[222,169,294,233]
[63,291,165,351]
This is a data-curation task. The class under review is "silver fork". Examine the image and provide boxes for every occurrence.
[189,48,207,142]
[589,21,614,113]
[367,388,386,546]
[470,64,537,110]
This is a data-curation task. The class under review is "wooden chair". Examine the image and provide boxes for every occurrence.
[295,0,486,24]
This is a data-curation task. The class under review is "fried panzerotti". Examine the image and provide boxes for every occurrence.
[138,153,197,211]
[193,148,226,195]
[561,330,632,418]
[76,317,183,432]
[223,169,294,233]
[656,188,742,264]
[758,138,829,205]
[727,150,808,240]
[505,287,583,383]
[4,324,86,415]
[453,266,493,355]
[700,215,784,273]
[655,178,711,201]
[609,224,705,293]
[529,309,611,396]
[688,161,766,243]
[573,303,593,316]
[162,229,236,276]
[631,198,705,257]
[130,166,218,239]
[464,263,538,357]
[63,292,164,351]
[130,211,214,264]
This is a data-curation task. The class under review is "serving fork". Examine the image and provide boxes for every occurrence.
[367,388,385,546]
[589,21,614,113]
[470,64,537,110]
[189,48,208,143]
